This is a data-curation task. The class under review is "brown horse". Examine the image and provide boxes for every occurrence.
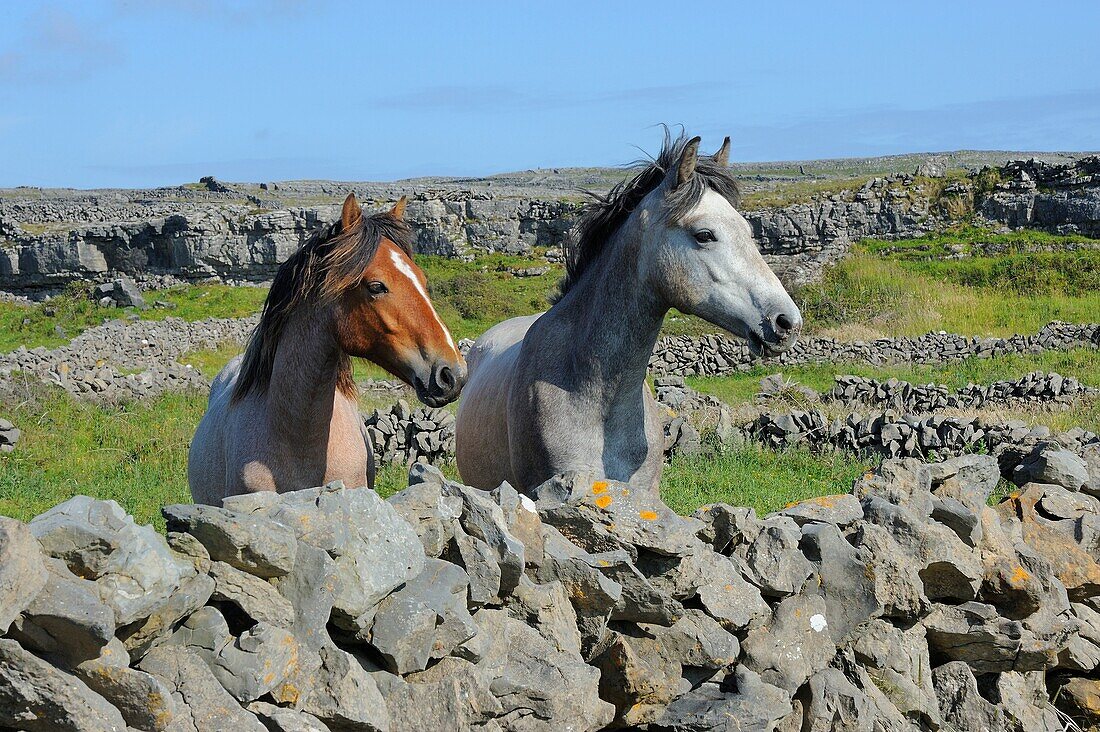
[188,194,466,504]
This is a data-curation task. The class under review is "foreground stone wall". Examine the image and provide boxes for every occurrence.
[2,436,1100,730]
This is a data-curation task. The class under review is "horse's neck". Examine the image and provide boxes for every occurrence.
[266,308,346,444]
[556,221,665,406]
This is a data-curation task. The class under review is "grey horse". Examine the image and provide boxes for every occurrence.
[455,134,801,494]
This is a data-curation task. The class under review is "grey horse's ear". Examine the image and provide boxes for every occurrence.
[341,193,362,231]
[713,136,730,167]
[674,136,702,189]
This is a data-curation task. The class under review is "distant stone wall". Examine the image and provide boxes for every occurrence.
[825,371,1099,413]
[650,321,1100,376]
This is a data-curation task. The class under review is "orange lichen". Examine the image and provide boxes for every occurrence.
[639,510,659,521]
[1009,565,1031,585]
[595,495,613,509]
[592,481,609,494]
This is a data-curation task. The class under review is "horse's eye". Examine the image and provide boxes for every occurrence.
[365,281,388,296]
[693,229,717,244]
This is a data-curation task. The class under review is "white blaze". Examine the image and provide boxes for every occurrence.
[389,249,457,354]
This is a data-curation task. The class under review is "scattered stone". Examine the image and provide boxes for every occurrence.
[209,560,295,627]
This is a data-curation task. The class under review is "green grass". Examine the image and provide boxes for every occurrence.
[797,245,1100,339]
[0,383,869,526]
[660,445,871,515]
[0,388,204,529]
[0,283,268,352]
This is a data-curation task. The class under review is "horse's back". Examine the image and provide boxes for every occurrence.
[455,313,541,490]
[188,355,241,505]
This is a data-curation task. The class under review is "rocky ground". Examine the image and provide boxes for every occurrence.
[2,154,1098,294]
[2,431,1099,730]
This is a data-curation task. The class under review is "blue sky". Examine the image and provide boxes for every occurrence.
[2,0,1099,189]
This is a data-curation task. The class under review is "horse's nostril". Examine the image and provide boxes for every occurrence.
[437,366,456,391]
[774,313,793,335]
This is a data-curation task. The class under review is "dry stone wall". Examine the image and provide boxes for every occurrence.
[825,370,1099,412]
[650,321,1100,376]
[2,439,1100,730]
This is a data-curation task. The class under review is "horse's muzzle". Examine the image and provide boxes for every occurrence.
[416,361,468,407]
[752,310,802,357]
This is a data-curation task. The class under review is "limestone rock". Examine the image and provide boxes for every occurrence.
[117,572,214,659]
[247,700,332,732]
[227,483,426,633]
[741,594,836,693]
[932,661,1006,731]
[0,516,49,634]
[137,644,267,732]
[10,558,115,665]
[923,601,1067,672]
[776,493,864,527]
[536,474,704,559]
[653,667,792,732]
[74,638,179,731]
[209,560,295,627]
[367,557,477,674]
[466,608,614,731]
[1014,445,1090,492]
[30,495,194,625]
[738,516,814,597]
[0,638,128,732]
[163,503,298,578]
[503,576,582,657]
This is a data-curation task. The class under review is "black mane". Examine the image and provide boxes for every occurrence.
[232,207,413,402]
[553,132,740,302]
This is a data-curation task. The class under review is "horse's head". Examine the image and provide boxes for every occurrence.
[636,136,801,356]
[334,194,467,407]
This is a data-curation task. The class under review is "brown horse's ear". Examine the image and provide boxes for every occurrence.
[713,136,731,167]
[675,136,702,189]
[389,195,408,221]
[341,193,361,231]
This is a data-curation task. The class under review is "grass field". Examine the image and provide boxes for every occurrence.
[2,226,1099,526]
[0,384,867,528]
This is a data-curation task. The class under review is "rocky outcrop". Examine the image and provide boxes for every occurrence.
[3,157,1098,292]
[1,444,1099,729]
[980,156,1100,237]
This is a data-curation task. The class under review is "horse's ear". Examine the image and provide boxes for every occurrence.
[713,136,731,167]
[674,136,702,189]
[341,193,362,231]
[389,195,408,221]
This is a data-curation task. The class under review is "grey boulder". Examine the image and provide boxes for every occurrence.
[30,495,194,625]
[163,503,298,578]
[0,637,127,732]
[0,516,48,634]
